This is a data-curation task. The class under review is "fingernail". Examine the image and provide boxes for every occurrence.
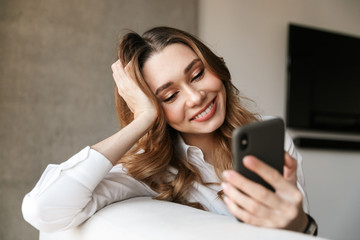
[243,156,254,166]
[222,170,230,179]
[221,182,228,191]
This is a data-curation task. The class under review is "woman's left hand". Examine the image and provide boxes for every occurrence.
[222,153,308,232]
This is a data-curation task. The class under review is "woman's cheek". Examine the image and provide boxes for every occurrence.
[163,103,183,126]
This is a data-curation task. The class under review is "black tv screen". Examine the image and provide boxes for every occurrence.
[286,24,360,134]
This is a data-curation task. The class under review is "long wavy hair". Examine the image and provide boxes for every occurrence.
[115,26,258,210]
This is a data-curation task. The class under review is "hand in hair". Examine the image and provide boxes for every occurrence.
[90,61,158,165]
[111,60,157,122]
[222,153,308,233]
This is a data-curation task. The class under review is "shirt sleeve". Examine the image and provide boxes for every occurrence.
[284,132,310,214]
[22,146,156,232]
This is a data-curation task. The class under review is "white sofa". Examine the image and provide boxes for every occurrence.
[40,197,326,240]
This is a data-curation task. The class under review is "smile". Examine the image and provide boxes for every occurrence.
[191,97,217,122]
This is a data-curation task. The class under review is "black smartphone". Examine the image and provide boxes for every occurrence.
[232,118,285,192]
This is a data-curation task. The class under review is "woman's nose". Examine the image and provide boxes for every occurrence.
[185,86,205,107]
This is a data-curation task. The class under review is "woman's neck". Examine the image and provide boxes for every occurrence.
[181,132,217,164]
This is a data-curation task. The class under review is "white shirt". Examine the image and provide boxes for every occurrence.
[22,133,309,233]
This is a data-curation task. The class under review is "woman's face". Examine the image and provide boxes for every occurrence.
[142,43,226,137]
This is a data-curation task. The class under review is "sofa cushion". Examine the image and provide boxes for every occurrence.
[40,197,324,240]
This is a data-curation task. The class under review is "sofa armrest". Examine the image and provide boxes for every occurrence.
[40,197,325,240]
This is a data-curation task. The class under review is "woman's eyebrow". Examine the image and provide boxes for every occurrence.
[155,82,173,95]
[155,58,201,96]
[184,58,201,74]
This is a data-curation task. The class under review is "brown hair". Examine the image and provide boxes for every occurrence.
[115,26,258,210]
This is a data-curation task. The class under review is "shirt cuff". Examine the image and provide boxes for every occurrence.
[63,146,113,191]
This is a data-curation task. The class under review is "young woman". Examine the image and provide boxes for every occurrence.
[22,27,316,235]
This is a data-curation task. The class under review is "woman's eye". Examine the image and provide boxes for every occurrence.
[191,68,204,82]
[163,92,178,103]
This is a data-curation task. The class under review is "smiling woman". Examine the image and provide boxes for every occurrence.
[143,43,226,135]
[113,27,257,206]
[22,26,316,236]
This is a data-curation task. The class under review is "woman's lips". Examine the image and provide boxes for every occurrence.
[191,97,217,122]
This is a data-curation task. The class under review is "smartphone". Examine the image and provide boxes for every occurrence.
[232,118,285,192]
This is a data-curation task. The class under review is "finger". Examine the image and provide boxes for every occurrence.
[243,156,301,204]
[223,170,281,208]
[243,156,291,192]
[112,69,123,92]
[284,152,297,172]
[223,169,303,229]
[123,60,133,73]
[112,60,133,91]
[111,59,120,66]
[283,153,297,184]
[223,196,269,227]
[111,60,118,71]
[112,61,123,80]
[222,182,271,217]
[111,60,122,72]
[112,60,128,75]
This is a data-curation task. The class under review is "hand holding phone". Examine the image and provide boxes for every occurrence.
[232,118,285,191]
[226,118,308,229]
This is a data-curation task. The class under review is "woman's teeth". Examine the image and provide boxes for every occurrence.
[194,102,214,119]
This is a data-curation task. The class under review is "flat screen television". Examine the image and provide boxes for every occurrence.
[286,24,360,135]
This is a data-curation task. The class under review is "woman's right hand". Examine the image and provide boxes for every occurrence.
[90,60,157,164]
[111,60,157,123]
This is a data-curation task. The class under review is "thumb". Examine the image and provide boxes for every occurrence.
[283,152,297,186]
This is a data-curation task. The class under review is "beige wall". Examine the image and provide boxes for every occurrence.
[198,0,360,239]
[199,0,360,117]
[0,1,198,239]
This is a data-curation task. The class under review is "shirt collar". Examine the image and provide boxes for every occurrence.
[175,134,190,157]
[175,134,205,163]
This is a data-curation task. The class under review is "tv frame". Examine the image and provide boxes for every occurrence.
[286,23,360,135]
